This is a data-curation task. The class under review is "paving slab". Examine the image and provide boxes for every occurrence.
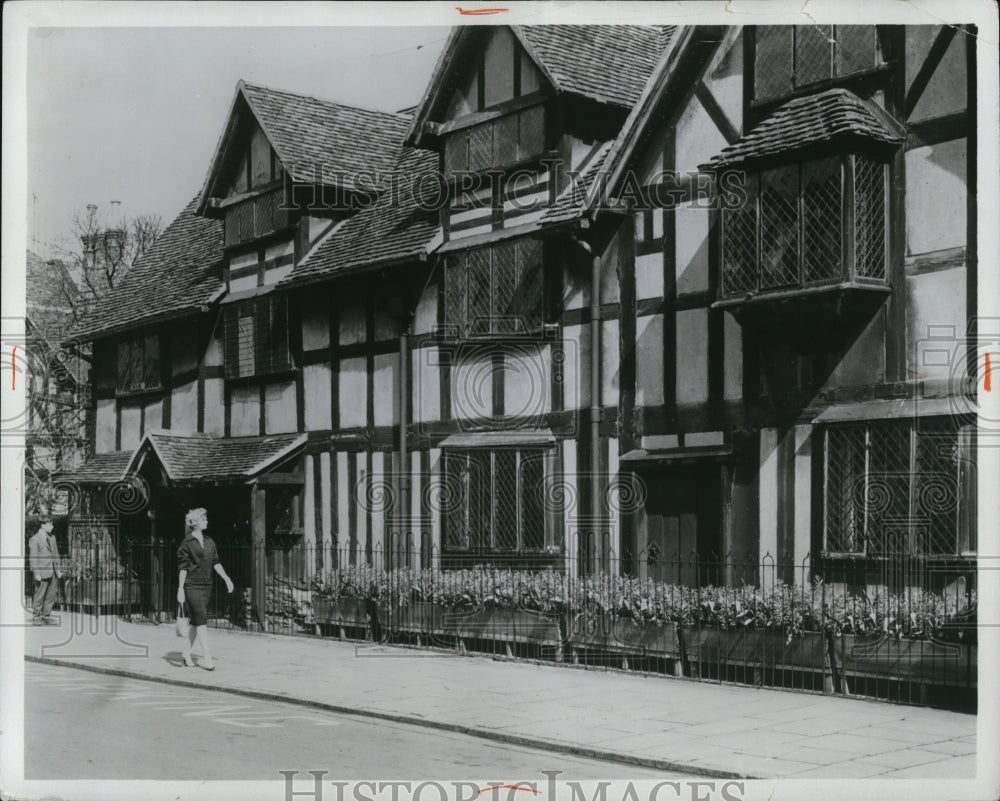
[20,612,978,780]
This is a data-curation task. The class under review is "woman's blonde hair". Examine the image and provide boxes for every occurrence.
[185,508,207,532]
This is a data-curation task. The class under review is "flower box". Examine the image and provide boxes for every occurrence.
[682,628,828,672]
[311,595,371,630]
[833,634,977,687]
[568,613,680,657]
[381,601,443,635]
[441,606,562,645]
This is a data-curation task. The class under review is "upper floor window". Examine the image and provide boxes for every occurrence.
[443,105,547,176]
[721,153,887,297]
[823,418,976,557]
[117,334,160,394]
[443,448,547,554]
[444,238,544,337]
[223,294,293,379]
[754,26,881,103]
[224,187,292,248]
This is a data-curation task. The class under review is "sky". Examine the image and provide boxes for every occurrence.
[26,26,449,260]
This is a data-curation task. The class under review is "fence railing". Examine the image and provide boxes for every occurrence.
[47,542,977,710]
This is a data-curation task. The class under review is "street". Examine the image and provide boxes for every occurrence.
[24,662,694,780]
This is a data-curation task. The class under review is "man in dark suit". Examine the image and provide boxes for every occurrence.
[28,519,62,624]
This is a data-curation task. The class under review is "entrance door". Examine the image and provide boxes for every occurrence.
[639,464,722,586]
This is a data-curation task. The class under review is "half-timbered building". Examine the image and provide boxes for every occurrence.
[61,23,978,625]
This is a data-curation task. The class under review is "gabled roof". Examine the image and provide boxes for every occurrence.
[702,89,906,170]
[517,25,675,108]
[53,450,133,485]
[288,146,441,284]
[534,25,718,227]
[68,196,224,342]
[408,25,675,145]
[198,81,411,212]
[128,431,306,484]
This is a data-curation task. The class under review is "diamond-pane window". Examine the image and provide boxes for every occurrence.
[223,294,293,379]
[720,154,886,297]
[444,240,545,337]
[116,334,161,394]
[759,165,800,289]
[443,106,547,180]
[755,25,881,102]
[824,419,973,556]
[802,157,844,283]
[443,448,548,554]
[853,154,887,279]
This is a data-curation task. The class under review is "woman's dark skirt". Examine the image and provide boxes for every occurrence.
[183,583,212,626]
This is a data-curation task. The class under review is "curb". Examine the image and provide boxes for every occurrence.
[26,654,756,780]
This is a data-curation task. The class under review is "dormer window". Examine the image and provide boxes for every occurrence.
[753,25,883,104]
[440,28,549,178]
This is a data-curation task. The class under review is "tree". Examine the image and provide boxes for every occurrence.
[56,202,163,324]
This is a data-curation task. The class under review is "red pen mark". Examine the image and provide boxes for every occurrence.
[11,347,16,390]
[477,786,540,796]
[457,7,509,15]
[985,352,992,392]
[906,367,924,378]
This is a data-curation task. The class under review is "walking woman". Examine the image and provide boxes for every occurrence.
[177,508,233,670]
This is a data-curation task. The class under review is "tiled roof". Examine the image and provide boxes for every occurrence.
[539,141,614,226]
[517,25,676,108]
[26,250,77,339]
[135,431,305,483]
[703,89,905,169]
[240,82,410,187]
[68,197,224,341]
[53,451,132,484]
[289,146,441,282]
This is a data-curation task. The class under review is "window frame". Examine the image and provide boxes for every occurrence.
[821,418,975,559]
[719,152,890,299]
[443,238,547,340]
[442,447,552,555]
[222,293,295,380]
[750,25,887,107]
[115,333,162,396]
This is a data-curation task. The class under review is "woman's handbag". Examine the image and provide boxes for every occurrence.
[175,602,190,638]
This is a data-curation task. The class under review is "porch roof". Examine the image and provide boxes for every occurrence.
[811,396,972,423]
[701,88,906,170]
[128,431,306,484]
[620,445,733,466]
[53,451,134,484]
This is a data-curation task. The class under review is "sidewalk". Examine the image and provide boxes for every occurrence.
[23,611,977,779]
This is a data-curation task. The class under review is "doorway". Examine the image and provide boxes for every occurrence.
[637,463,722,586]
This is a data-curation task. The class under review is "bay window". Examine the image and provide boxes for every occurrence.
[721,153,888,297]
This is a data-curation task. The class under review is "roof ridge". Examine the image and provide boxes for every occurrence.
[240,80,412,121]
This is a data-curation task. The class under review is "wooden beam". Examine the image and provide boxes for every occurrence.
[250,472,305,485]
[904,26,958,120]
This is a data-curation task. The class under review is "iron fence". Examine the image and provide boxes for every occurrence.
[42,543,977,711]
